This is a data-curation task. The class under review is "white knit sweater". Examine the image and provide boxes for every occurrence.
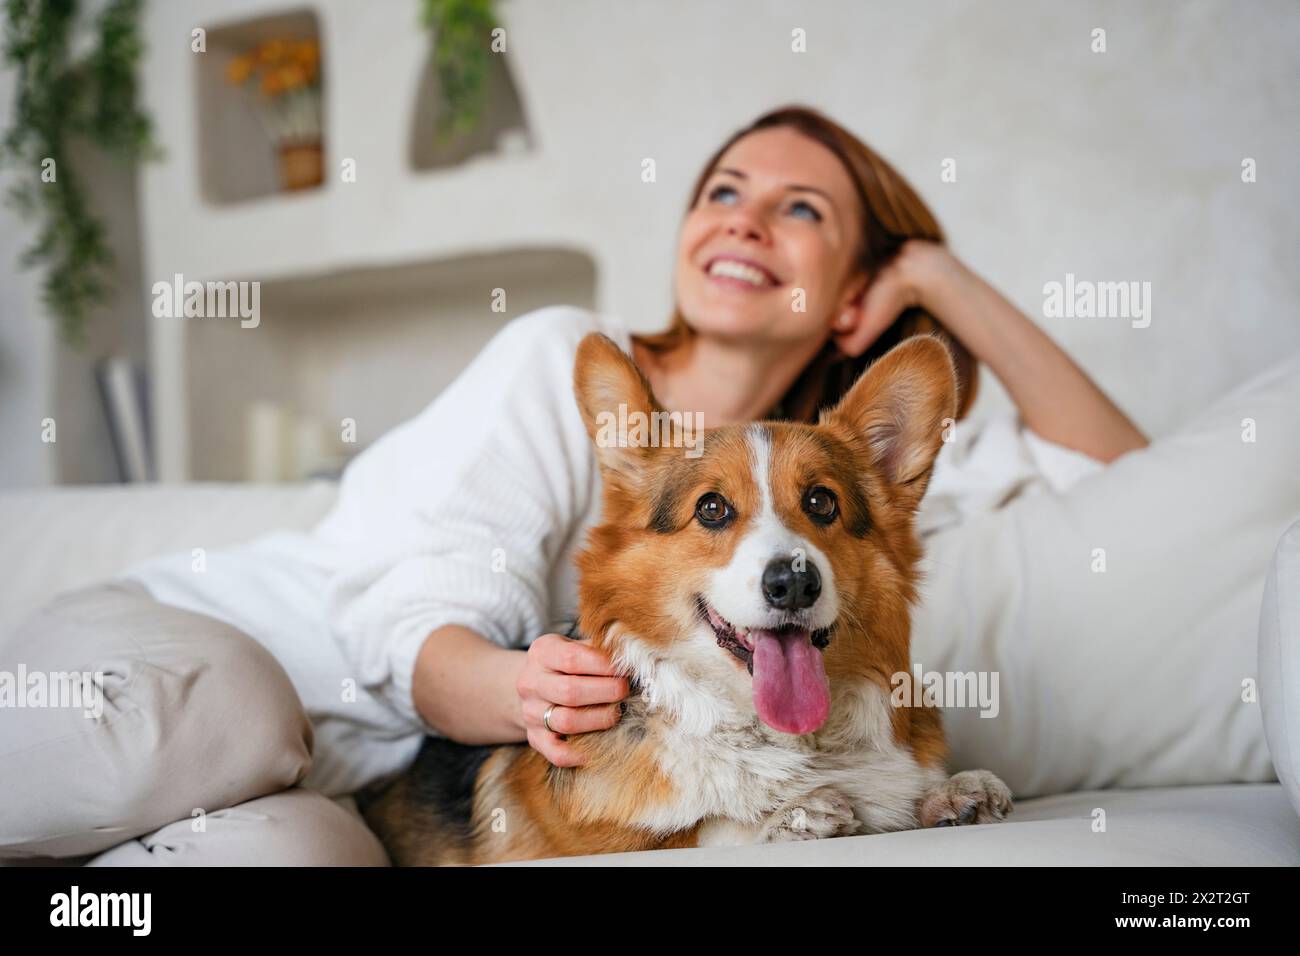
[124,305,1104,795]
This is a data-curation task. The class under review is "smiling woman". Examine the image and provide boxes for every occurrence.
[635,105,980,428]
[0,103,1146,867]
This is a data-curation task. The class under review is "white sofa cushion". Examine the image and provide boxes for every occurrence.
[913,350,1300,798]
[0,482,336,638]
[1260,518,1300,819]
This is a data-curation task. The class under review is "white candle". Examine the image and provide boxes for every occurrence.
[245,401,292,482]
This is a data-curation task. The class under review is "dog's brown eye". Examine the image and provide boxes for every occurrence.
[695,492,733,528]
[803,486,838,524]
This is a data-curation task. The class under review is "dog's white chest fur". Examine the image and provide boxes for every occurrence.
[614,631,943,842]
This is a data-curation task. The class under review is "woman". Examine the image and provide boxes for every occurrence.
[0,106,1146,865]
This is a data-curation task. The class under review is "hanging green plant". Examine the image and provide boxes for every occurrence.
[1,0,157,347]
[420,0,499,146]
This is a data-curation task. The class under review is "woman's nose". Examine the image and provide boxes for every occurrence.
[724,204,770,243]
[728,221,764,242]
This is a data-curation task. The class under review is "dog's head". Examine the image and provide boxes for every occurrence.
[573,332,957,736]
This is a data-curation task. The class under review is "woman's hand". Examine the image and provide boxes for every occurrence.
[834,237,1148,462]
[833,239,960,358]
[515,633,629,768]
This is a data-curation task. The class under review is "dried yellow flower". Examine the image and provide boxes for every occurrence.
[259,38,286,65]
[225,54,254,85]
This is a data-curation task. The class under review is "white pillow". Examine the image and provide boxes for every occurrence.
[0,482,337,638]
[1259,518,1300,818]
[911,350,1300,799]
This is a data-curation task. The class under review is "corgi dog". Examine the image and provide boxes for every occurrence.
[362,332,1012,865]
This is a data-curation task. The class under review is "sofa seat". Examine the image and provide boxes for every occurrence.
[516,784,1298,866]
[3,484,1296,866]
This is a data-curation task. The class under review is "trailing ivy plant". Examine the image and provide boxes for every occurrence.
[2,0,156,347]
[421,0,499,146]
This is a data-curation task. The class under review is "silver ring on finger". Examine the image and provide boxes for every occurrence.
[543,703,558,734]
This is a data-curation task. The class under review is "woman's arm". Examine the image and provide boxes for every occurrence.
[845,241,1149,463]
[323,307,622,741]
[412,625,527,744]
[412,625,627,767]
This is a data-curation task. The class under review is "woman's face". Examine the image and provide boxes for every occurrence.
[674,126,865,349]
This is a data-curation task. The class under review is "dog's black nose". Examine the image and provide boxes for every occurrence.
[762,557,821,610]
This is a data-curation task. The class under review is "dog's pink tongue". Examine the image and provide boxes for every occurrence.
[751,629,830,735]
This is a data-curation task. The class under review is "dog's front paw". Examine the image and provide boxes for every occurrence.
[760,786,861,843]
[919,769,1013,828]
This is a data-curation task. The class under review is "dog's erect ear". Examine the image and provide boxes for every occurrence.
[573,333,661,491]
[822,334,958,512]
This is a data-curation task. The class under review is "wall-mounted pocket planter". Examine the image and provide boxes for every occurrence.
[408,41,534,172]
[196,8,327,204]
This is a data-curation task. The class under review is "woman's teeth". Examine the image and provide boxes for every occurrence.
[707,259,773,287]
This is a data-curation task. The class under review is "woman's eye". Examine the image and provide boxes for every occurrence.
[803,486,838,523]
[789,200,822,222]
[695,492,733,527]
[707,185,820,222]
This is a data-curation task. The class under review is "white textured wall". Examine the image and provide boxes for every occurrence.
[0,66,148,487]
[509,0,1300,435]
[0,71,57,487]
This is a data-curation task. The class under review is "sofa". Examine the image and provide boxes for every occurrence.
[4,342,1299,869]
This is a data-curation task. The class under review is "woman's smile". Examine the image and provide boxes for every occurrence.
[704,254,782,291]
